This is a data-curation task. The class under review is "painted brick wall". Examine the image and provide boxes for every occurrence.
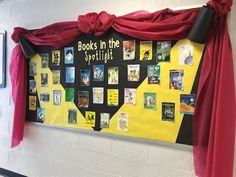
[0,0,235,177]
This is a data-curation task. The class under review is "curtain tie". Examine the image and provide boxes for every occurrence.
[78,11,115,36]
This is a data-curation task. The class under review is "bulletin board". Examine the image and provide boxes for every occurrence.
[27,29,204,145]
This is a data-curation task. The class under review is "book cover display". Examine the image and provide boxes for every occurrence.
[26,29,204,145]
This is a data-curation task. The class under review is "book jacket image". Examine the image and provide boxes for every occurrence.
[108,67,119,84]
[93,65,104,81]
[78,91,89,108]
[162,102,175,121]
[80,69,90,86]
[140,41,152,61]
[52,50,60,66]
[147,65,160,84]
[117,113,128,132]
[107,89,119,106]
[64,47,74,64]
[124,88,136,105]
[127,64,140,81]
[123,40,135,60]
[156,41,171,62]
[144,92,156,110]
[180,94,195,114]
[169,70,184,90]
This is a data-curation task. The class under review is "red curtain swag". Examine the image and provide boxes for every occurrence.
[9,0,235,177]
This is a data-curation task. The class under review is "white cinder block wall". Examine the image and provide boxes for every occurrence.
[0,0,235,177]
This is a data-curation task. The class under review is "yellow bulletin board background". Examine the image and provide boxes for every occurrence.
[28,33,204,145]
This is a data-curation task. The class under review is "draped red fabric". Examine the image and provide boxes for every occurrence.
[9,1,235,177]
[193,1,236,176]
[9,44,27,147]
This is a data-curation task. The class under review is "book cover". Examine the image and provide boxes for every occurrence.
[123,40,135,60]
[68,109,77,124]
[144,92,156,110]
[85,111,96,126]
[52,50,60,66]
[40,53,49,68]
[117,113,128,132]
[41,73,48,87]
[156,41,171,62]
[179,44,193,65]
[78,91,89,108]
[169,70,184,90]
[162,102,175,121]
[180,94,195,114]
[93,65,104,81]
[80,69,90,86]
[53,90,62,105]
[93,87,104,104]
[127,64,140,81]
[29,80,36,94]
[64,47,74,64]
[100,113,110,128]
[108,67,119,85]
[29,61,37,76]
[107,89,119,106]
[124,88,137,105]
[37,107,45,122]
[52,70,60,84]
[140,41,152,61]
[66,67,75,83]
[40,93,50,102]
[29,96,37,110]
[147,65,160,84]
[65,88,75,102]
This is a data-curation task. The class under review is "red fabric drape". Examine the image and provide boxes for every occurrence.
[9,1,235,177]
